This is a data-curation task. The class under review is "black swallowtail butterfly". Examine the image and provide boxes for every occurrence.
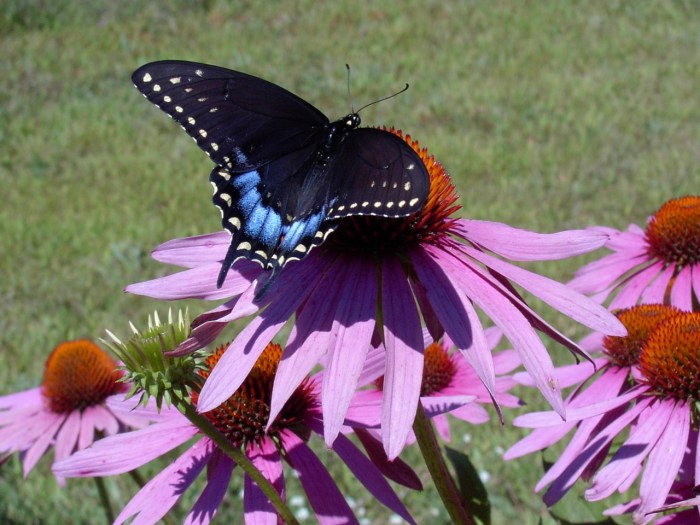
[132,61,430,294]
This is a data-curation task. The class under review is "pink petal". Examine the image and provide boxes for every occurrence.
[420,395,476,417]
[53,410,81,464]
[609,261,663,309]
[243,438,284,525]
[322,257,376,445]
[126,263,255,300]
[0,387,42,410]
[197,256,327,413]
[151,232,230,267]
[514,386,643,428]
[586,400,673,501]
[268,258,352,427]
[280,430,357,525]
[22,414,65,477]
[671,266,693,311]
[569,252,648,294]
[460,243,625,335]
[114,438,212,525]
[53,418,196,477]
[411,247,498,399]
[693,266,700,304]
[353,428,422,490]
[185,449,234,525]
[452,220,609,260]
[641,264,675,304]
[433,246,565,416]
[503,425,574,460]
[331,433,416,524]
[634,402,690,522]
[78,406,97,450]
[380,256,424,460]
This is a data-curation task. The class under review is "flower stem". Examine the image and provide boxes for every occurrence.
[177,402,300,525]
[412,404,474,525]
[92,476,115,525]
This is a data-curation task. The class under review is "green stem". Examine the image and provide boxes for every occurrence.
[93,476,115,525]
[177,402,300,525]
[127,470,177,525]
[412,404,474,525]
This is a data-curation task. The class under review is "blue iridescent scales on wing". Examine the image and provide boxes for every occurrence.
[132,60,429,297]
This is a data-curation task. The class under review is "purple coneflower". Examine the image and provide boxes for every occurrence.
[0,339,153,483]
[570,196,700,310]
[505,308,700,524]
[54,341,418,525]
[352,327,521,443]
[128,129,624,458]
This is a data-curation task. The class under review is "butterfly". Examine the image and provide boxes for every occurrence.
[131,61,430,295]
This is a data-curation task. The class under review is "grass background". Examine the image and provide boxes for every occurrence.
[1,1,699,523]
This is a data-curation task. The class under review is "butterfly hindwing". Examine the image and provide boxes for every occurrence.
[326,128,430,219]
[132,61,328,172]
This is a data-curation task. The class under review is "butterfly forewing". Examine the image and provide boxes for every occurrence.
[132,61,328,171]
[326,128,430,219]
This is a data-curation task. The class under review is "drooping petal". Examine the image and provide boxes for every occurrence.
[586,400,673,501]
[331,433,416,524]
[459,243,625,335]
[22,414,64,477]
[52,409,81,466]
[609,262,663,309]
[353,428,422,490]
[0,387,42,410]
[409,248,496,401]
[185,449,234,525]
[198,256,328,413]
[243,438,284,525]
[569,253,649,294]
[671,266,693,311]
[53,418,196,477]
[280,430,357,524]
[452,220,610,260]
[322,257,376,445]
[114,438,212,525]
[433,246,565,416]
[380,255,424,459]
[268,259,347,426]
[420,396,476,417]
[641,265,675,304]
[633,402,690,523]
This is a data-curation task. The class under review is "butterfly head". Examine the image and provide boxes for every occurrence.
[342,113,361,129]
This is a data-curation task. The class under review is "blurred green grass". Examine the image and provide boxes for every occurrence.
[1,1,699,523]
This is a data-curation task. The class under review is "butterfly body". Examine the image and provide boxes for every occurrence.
[132,61,429,294]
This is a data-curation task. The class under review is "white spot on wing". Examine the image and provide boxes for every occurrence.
[153,84,161,92]
[142,73,152,82]
[175,106,183,113]
[219,193,232,205]
[199,129,208,138]
[373,202,382,208]
[187,117,196,125]
[404,181,411,191]
[211,142,219,151]
[209,107,218,113]
[228,217,241,229]
[195,69,204,77]
[163,96,172,102]
[217,170,231,180]
[361,201,369,207]
[239,242,252,251]
[169,77,181,84]
[398,200,406,208]
[409,197,419,206]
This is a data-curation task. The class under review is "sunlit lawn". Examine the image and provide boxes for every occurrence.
[1,1,699,523]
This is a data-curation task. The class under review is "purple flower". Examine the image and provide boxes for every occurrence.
[54,341,418,525]
[570,196,700,310]
[127,129,624,458]
[351,327,521,443]
[0,339,156,484]
[505,308,699,524]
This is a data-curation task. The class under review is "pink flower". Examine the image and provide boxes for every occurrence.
[54,342,419,525]
[505,308,699,524]
[570,196,700,310]
[128,130,624,458]
[352,327,521,444]
[0,340,156,484]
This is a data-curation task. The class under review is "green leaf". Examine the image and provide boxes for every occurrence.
[445,446,491,525]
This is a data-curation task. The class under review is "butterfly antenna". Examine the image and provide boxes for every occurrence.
[346,64,355,113]
[355,83,410,114]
